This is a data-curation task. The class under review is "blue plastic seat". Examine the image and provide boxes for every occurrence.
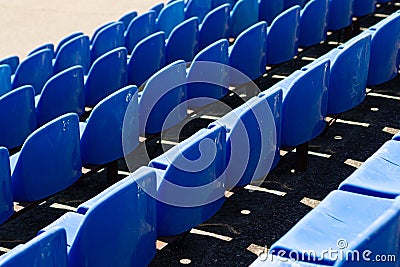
[10,113,81,202]
[84,47,128,107]
[327,0,354,31]
[229,21,267,83]
[53,35,90,75]
[28,43,55,57]
[354,0,377,17]
[118,10,138,30]
[139,60,187,135]
[90,22,114,45]
[213,0,235,9]
[187,39,229,109]
[198,4,230,50]
[150,2,165,17]
[284,0,306,8]
[156,0,185,38]
[209,88,282,188]
[0,147,13,224]
[90,22,125,63]
[0,56,19,75]
[299,0,329,47]
[124,11,157,54]
[316,34,371,114]
[80,85,139,166]
[365,12,400,86]
[266,6,300,65]
[270,190,400,265]
[35,66,85,126]
[12,49,53,95]
[277,59,330,147]
[165,17,199,64]
[149,125,226,236]
[339,140,400,199]
[185,0,213,21]
[230,0,259,38]
[0,86,36,149]
[0,228,67,267]
[0,64,11,97]
[128,32,166,87]
[55,32,84,56]
[258,0,284,25]
[39,167,156,267]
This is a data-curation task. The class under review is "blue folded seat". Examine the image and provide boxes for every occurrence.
[185,0,213,22]
[198,4,230,50]
[327,0,354,31]
[230,0,259,38]
[258,0,284,25]
[353,0,377,17]
[156,0,185,38]
[0,56,19,75]
[124,11,157,54]
[299,0,329,47]
[284,0,306,8]
[90,22,125,63]
[118,10,138,31]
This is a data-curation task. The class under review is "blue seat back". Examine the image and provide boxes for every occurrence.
[55,32,84,56]
[90,22,125,63]
[185,0,213,21]
[118,10,138,30]
[36,66,85,126]
[80,85,139,166]
[125,11,157,54]
[325,34,371,114]
[366,12,400,85]
[284,0,306,8]
[128,32,166,86]
[150,2,164,17]
[0,64,11,97]
[90,21,114,45]
[187,39,230,108]
[353,0,377,17]
[12,49,53,95]
[166,17,199,63]
[229,21,267,83]
[0,228,67,267]
[0,85,36,149]
[139,60,187,135]
[199,4,230,50]
[85,47,128,107]
[11,113,81,202]
[213,0,235,8]
[278,59,330,147]
[156,0,185,38]
[230,0,259,38]
[299,0,329,47]
[0,56,19,75]
[53,35,90,74]
[149,125,226,236]
[28,43,55,57]
[328,0,354,31]
[0,147,13,224]
[267,6,300,65]
[258,0,284,25]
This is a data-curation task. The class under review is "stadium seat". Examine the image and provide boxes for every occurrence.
[0,56,19,75]
[118,10,138,30]
[80,85,139,166]
[10,113,81,202]
[229,21,267,83]
[165,17,199,64]
[156,0,185,38]
[0,147,13,224]
[0,228,67,267]
[209,88,282,188]
[35,66,85,126]
[84,47,128,107]
[150,2,164,18]
[138,60,187,135]
[365,11,400,85]
[198,4,230,50]
[270,190,400,266]
[90,22,125,63]
[213,0,235,9]
[284,0,306,8]
[230,0,259,38]
[339,140,400,199]
[55,32,84,56]
[266,6,300,65]
[149,125,226,236]
[187,39,230,109]
[0,64,11,97]
[353,0,377,17]
[128,32,166,86]
[124,11,157,54]
[53,35,90,75]
[327,0,354,31]
[40,167,157,267]
[258,0,284,25]
[185,0,213,21]
[28,43,55,57]
[277,59,330,147]
[12,49,53,95]
[299,0,329,47]
[0,85,36,149]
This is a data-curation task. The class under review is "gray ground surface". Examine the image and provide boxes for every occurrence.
[0,2,399,267]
